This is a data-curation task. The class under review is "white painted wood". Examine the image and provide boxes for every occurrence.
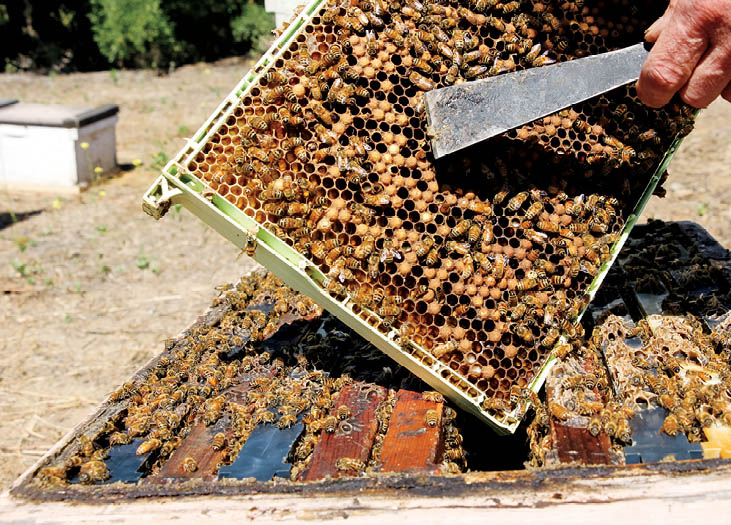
[0,115,117,191]
[265,0,306,30]
[3,463,731,524]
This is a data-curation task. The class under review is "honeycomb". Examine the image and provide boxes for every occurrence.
[180,0,695,424]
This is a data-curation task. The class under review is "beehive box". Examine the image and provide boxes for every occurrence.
[7,222,731,514]
[0,103,119,191]
[142,0,694,433]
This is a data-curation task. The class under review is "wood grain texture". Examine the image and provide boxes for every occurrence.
[146,381,254,482]
[379,390,443,472]
[553,423,613,465]
[302,383,386,481]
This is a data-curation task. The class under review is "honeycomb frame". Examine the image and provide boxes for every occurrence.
[143,0,691,433]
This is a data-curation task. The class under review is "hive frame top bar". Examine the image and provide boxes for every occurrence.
[142,0,691,433]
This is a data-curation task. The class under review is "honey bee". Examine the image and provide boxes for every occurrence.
[660,414,680,436]
[337,405,352,420]
[413,236,435,258]
[367,254,380,279]
[324,415,338,433]
[523,201,544,220]
[409,71,436,91]
[489,57,517,76]
[378,304,401,317]
[278,414,297,429]
[423,391,444,403]
[424,247,439,267]
[136,438,162,456]
[482,397,510,412]
[380,238,401,264]
[263,70,286,86]
[507,191,528,211]
[211,432,227,451]
[363,194,391,207]
[78,460,110,484]
[109,431,132,446]
[182,456,198,473]
[445,240,471,256]
[541,328,560,348]
[450,219,471,239]
[486,15,506,31]
[424,409,440,427]
[433,339,458,359]
[512,324,534,342]
[548,402,570,421]
[335,457,365,473]
[412,57,434,75]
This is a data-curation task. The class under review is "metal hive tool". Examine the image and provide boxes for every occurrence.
[143,0,695,433]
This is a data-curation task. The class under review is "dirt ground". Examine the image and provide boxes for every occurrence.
[0,60,729,490]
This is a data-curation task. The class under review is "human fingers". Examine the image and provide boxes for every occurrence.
[644,16,665,42]
[722,83,731,102]
[636,5,708,107]
[644,0,678,42]
[678,45,731,107]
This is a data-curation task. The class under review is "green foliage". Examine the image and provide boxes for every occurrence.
[88,0,179,68]
[151,151,169,170]
[231,3,275,54]
[2,0,274,71]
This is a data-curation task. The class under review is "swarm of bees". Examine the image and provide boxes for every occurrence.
[179,0,696,425]
[35,271,465,488]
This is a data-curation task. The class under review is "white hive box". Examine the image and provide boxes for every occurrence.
[0,102,119,192]
[264,0,302,29]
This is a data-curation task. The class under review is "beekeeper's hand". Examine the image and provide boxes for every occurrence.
[637,0,731,108]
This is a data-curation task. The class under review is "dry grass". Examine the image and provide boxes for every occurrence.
[0,59,729,489]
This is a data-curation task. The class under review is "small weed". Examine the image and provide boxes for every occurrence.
[10,258,44,285]
[137,247,160,274]
[96,224,108,234]
[98,253,111,275]
[136,249,150,270]
[13,236,35,252]
[172,203,183,221]
[696,203,708,217]
[151,151,169,170]
[43,278,54,287]
[114,264,127,274]
[109,68,119,84]
[177,125,191,137]
[63,313,73,324]
[208,86,221,98]
[70,282,83,294]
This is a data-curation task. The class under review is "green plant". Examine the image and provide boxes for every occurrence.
[10,258,44,285]
[13,236,35,252]
[696,203,708,217]
[109,68,119,84]
[177,125,191,137]
[136,247,160,273]
[88,0,179,68]
[63,313,73,324]
[98,253,111,275]
[230,3,274,54]
[151,151,169,170]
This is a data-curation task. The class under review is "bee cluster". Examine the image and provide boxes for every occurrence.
[36,271,464,488]
[525,221,731,467]
[183,0,695,425]
[526,313,731,467]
